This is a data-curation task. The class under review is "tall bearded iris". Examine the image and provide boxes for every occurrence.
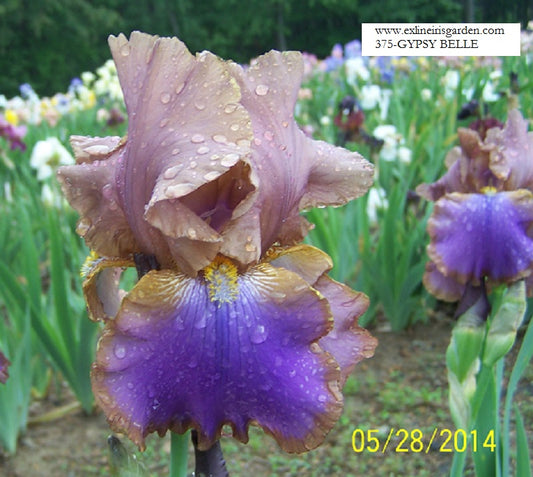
[417,110,533,301]
[58,32,376,454]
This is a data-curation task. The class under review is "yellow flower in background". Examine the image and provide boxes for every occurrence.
[4,109,18,126]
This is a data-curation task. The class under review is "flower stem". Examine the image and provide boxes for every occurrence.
[170,431,189,477]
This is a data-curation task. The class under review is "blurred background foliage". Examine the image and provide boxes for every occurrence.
[1,0,531,97]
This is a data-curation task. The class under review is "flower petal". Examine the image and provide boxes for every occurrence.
[107,32,255,273]
[82,254,135,322]
[428,190,533,284]
[92,262,344,453]
[0,350,10,384]
[422,260,465,302]
[267,245,376,385]
[57,136,139,259]
[487,109,533,189]
[224,51,373,262]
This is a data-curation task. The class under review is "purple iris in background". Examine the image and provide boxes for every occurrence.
[417,110,533,302]
[0,351,9,384]
[0,115,27,151]
[58,32,376,453]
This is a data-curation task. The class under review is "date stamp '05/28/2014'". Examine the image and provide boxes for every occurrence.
[351,428,496,454]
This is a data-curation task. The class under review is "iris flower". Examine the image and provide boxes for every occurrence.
[58,32,376,453]
[417,110,533,302]
[0,350,9,384]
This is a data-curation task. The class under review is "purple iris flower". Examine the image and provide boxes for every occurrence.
[0,115,27,151]
[417,110,533,301]
[58,32,376,453]
[0,350,9,384]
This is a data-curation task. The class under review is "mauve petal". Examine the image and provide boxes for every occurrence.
[315,276,376,385]
[422,261,465,302]
[416,128,495,201]
[82,254,134,322]
[57,137,139,259]
[92,263,344,453]
[224,51,373,262]
[299,139,374,210]
[0,350,10,384]
[487,109,533,189]
[108,32,255,272]
[267,245,375,385]
[428,190,533,284]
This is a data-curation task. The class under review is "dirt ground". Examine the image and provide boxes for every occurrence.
[1,313,531,477]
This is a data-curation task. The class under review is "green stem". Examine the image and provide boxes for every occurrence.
[170,431,189,477]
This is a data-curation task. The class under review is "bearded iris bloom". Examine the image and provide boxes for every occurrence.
[417,110,533,302]
[58,32,376,453]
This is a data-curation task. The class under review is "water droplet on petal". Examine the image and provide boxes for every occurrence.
[255,84,269,96]
[251,324,268,344]
[160,92,171,104]
[204,171,220,181]
[120,44,130,56]
[220,153,239,167]
[191,134,205,143]
[114,344,126,359]
[318,394,327,403]
[127,382,134,390]
[282,121,289,128]
[152,399,160,410]
[264,130,274,141]
[213,134,228,144]
[175,83,185,94]
[160,118,169,127]
[230,123,240,132]
[197,146,210,155]
[172,148,180,156]
[194,100,206,111]
[224,103,238,114]
[165,183,195,198]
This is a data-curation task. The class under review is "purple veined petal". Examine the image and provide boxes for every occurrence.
[427,190,533,285]
[0,350,10,384]
[487,109,533,190]
[266,244,376,385]
[57,136,139,259]
[223,50,373,263]
[107,32,256,274]
[81,253,135,322]
[91,259,347,453]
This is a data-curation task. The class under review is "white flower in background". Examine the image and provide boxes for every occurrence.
[81,71,96,85]
[378,88,392,120]
[345,57,370,84]
[421,88,432,101]
[482,79,501,102]
[397,146,412,164]
[30,137,74,181]
[373,124,411,163]
[320,115,331,126]
[366,186,389,223]
[359,84,381,110]
[443,70,460,99]
[4,182,12,203]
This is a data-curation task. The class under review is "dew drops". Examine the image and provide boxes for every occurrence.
[160,118,169,128]
[213,134,228,144]
[152,399,160,410]
[127,382,134,390]
[171,148,180,156]
[197,146,210,155]
[204,171,220,181]
[191,133,205,144]
[165,183,195,198]
[318,394,328,403]
[160,92,171,104]
[264,130,274,141]
[120,44,130,56]
[194,100,206,111]
[251,324,268,344]
[255,84,269,96]
[224,103,238,114]
[114,344,126,359]
[230,123,240,132]
[175,83,185,95]
[163,166,180,180]
[220,153,239,167]
[190,160,197,169]
[282,121,289,128]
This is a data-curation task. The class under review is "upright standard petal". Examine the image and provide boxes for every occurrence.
[92,257,346,453]
[427,190,533,285]
[486,109,533,190]
[222,51,373,264]
[57,136,139,259]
